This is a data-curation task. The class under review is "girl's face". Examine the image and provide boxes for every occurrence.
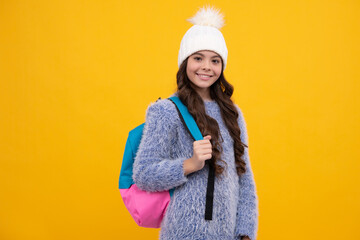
[186,50,222,93]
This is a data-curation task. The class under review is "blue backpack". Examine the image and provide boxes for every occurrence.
[118,96,215,228]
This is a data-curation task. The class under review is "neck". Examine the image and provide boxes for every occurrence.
[195,88,213,102]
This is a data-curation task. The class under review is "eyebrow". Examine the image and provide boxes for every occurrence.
[192,52,221,58]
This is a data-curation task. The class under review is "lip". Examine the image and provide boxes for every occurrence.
[196,73,213,80]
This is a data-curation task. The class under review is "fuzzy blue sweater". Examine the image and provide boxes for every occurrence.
[133,94,258,240]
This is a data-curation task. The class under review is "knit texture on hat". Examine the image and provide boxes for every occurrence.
[178,6,228,69]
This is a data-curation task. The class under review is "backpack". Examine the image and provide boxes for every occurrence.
[118,96,215,228]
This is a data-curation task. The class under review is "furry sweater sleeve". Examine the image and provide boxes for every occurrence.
[132,100,188,192]
[235,106,259,240]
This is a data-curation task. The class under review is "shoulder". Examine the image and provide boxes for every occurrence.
[233,103,249,143]
[145,98,179,124]
[233,103,246,124]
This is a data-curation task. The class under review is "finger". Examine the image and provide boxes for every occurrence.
[199,144,212,150]
[198,153,212,161]
[203,135,211,140]
[199,149,212,155]
[197,139,212,145]
[194,142,212,149]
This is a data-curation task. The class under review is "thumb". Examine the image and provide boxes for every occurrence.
[203,135,211,140]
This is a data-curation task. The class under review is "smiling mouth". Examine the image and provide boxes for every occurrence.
[196,73,213,80]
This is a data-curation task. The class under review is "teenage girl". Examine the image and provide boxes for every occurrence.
[133,6,258,240]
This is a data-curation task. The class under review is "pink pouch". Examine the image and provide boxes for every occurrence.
[119,184,170,228]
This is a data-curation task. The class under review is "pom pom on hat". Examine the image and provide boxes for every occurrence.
[187,6,225,29]
[178,6,228,70]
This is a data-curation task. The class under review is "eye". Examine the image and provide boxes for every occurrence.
[194,56,202,61]
[212,59,220,64]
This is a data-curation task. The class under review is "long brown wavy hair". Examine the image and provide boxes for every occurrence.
[176,57,248,176]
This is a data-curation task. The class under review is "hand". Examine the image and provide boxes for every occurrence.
[183,135,212,175]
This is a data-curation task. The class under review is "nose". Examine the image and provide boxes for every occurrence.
[201,60,211,71]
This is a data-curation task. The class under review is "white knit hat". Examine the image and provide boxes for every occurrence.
[178,6,228,70]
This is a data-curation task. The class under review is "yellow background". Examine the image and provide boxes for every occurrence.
[1,0,359,239]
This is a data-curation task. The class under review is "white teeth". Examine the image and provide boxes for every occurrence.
[198,74,211,78]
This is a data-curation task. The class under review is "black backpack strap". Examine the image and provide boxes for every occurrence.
[204,162,215,220]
